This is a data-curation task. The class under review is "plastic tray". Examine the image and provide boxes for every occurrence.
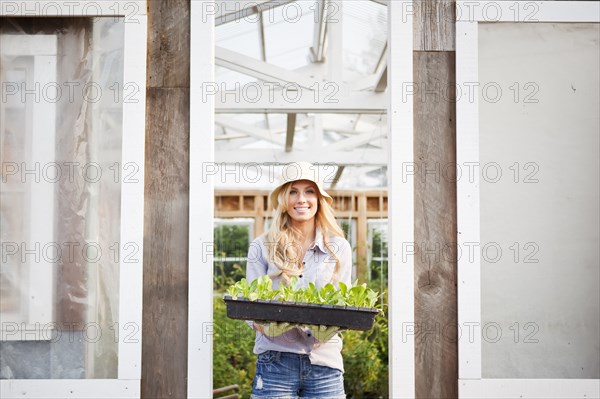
[223,296,379,331]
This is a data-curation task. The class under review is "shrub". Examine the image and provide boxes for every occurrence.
[213,298,256,398]
[341,293,389,398]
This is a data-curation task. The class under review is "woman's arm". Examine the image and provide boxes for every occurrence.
[245,238,267,331]
[246,239,267,282]
[337,239,353,287]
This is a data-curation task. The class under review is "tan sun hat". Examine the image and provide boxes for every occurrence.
[269,162,333,209]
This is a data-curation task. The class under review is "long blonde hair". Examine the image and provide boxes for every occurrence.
[265,182,345,284]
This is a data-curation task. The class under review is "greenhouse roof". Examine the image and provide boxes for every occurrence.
[213,0,389,189]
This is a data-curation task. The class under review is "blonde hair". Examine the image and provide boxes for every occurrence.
[265,182,345,284]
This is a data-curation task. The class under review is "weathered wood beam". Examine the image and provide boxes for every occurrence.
[356,193,368,282]
[414,52,457,399]
[414,0,455,51]
[142,1,190,398]
[413,0,458,396]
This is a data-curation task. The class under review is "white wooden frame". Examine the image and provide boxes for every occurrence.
[456,2,600,398]
[0,3,147,398]
[0,35,56,338]
[387,2,415,397]
[188,1,415,398]
[189,2,215,397]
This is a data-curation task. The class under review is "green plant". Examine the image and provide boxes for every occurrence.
[226,276,278,301]
[226,276,380,309]
[213,220,389,397]
[213,291,390,399]
[213,223,250,291]
[213,298,256,398]
[342,289,389,398]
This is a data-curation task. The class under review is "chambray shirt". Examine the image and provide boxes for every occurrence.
[245,229,352,372]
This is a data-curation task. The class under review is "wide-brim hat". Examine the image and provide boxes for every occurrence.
[269,162,333,209]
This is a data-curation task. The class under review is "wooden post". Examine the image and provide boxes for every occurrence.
[414,0,458,398]
[255,194,265,237]
[142,1,190,398]
[356,193,368,282]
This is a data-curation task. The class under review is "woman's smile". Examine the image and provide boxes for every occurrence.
[287,180,319,223]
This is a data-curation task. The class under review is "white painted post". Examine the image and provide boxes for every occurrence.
[455,19,482,380]
[188,1,215,398]
[388,1,415,397]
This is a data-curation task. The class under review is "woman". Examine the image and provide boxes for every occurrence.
[246,161,352,399]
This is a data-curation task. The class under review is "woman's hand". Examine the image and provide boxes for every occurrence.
[254,321,297,337]
[304,325,339,342]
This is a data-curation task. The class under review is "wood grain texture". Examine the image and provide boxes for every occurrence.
[356,194,368,282]
[414,51,458,399]
[414,0,456,51]
[142,87,190,399]
[147,0,191,88]
[142,1,191,397]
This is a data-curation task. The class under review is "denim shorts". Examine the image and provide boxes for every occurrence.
[250,351,346,399]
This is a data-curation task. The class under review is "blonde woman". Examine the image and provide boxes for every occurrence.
[246,162,351,399]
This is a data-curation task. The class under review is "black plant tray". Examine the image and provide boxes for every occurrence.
[224,295,379,331]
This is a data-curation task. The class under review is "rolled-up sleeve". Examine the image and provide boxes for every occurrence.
[337,239,352,287]
[246,238,267,283]
[245,238,267,331]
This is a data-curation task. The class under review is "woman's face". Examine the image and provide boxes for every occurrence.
[286,180,319,225]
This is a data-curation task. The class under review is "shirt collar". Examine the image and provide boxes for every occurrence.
[309,228,328,253]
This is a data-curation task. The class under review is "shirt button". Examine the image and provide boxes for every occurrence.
[299,274,303,278]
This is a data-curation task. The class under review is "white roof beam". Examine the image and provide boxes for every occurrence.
[215,0,296,26]
[269,119,310,135]
[215,137,257,151]
[285,113,297,152]
[310,0,328,63]
[215,86,386,113]
[328,0,343,82]
[330,165,345,189]
[328,131,387,151]
[258,12,267,62]
[374,42,388,74]
[216,47,318,89]
[257,11,271,130]
[215,133,247,141]
[375,65,387,93]
[322,126,373,135]
[215,116,283,145]
[215,149,387,166]
[373,41,388,92]
[311,115,324,147]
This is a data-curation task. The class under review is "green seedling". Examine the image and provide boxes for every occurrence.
[225,276,380,309]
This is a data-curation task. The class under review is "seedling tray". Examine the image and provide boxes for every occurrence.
[224,296,379,331]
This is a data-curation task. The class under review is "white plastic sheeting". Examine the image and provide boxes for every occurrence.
[1,17,124,379]
[479,22,600,379]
